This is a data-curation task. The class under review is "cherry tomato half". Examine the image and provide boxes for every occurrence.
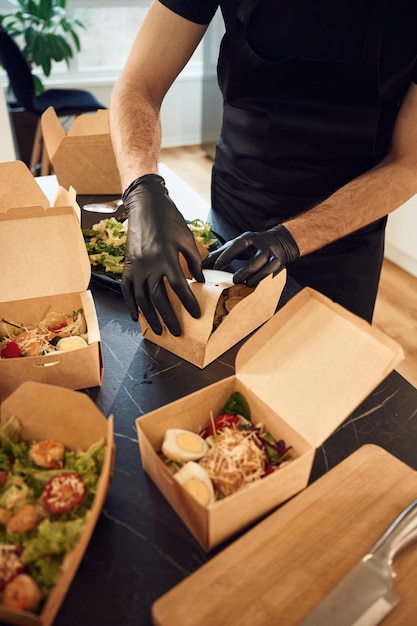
[200,414,241,438]
[47,321,68,333]
[1,342,22,359]
[0,471,9,487]
[41,472,87,514]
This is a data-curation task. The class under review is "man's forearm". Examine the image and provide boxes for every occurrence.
[285,82,417,255]
[284,158,417,255]
[109,79,162,189]
[109,2,207,192]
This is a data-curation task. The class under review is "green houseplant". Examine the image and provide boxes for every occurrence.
[0,0,85,93]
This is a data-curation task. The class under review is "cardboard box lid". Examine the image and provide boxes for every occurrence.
[0,206,90,302]
[41,107,122,195]
[0,204,90,303]
[1,381,109,447]
[0,161,49,209]
[0,160,80,220]
[235,288,404,448]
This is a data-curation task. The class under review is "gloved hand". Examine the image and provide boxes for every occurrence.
[202,224,300,287]
[121,174,204,336]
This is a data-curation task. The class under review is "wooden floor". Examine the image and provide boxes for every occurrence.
[160,144,417,388]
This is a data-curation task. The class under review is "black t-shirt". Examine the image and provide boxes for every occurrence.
[158,1,417,222]
[159,0,417,82]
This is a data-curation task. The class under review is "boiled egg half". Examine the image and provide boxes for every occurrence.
[174,461,215,507]
[162,428,209,463]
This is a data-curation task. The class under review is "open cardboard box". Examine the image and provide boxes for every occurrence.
[0,161,103,402]
[0,380,115,626]
[41,107,122,195]
[136,288,404,551]
[139,269,287,368]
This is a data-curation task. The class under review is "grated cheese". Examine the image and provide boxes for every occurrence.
[0,544,24,588]
[0,311,87,358]
[199,427,265,497]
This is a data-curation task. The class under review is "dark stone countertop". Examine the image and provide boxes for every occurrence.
[46,275,417,626]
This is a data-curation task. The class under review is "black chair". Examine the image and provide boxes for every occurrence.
[0,25,106,174]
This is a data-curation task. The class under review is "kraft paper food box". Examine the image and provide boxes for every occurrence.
[139,268,288,368]
[0,161,103,401]
[136,288,403,551]
[41,106,121,195]
[0,380,115,626]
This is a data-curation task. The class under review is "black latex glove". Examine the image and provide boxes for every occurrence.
[202,224,300,287]
[121,174,204,336]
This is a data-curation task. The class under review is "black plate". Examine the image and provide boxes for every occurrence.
[80,195,125,292]
[90,270,122,293]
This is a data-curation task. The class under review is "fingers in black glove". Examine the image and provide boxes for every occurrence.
[202,224,299,287]
[122,174,205,336]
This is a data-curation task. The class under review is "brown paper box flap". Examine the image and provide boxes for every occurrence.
[53,185,81,222]
[0,161,50,211]
[1,381,108,447]
[140,270,234,348]
[67,109,109,136]
[47,140,120,194]
[235,288,404,448]
[41,107,111,150]
[39,107,65,162]
[177,270,239,342]
[81,290,101,343]
[0,160,81,222]
[0,206,91,303]
[41,107,122,195]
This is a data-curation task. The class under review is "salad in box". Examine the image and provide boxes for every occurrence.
[0,381,114,626]
[136,288,403,551]
[0,161,103,401]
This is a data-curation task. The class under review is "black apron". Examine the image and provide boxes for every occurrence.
[208,0,389,321]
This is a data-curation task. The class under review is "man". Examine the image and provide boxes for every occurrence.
[110,0,417,336]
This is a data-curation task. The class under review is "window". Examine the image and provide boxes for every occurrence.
[0,0,217,147]
[68,0,151,79]
[0,0,204,84]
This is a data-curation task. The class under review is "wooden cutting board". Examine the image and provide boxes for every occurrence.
[152,445,417,626]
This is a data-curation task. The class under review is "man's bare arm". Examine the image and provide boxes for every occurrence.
[109,0,207,188]
[285,82,417,255]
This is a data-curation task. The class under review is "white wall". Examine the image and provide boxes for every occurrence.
[42,8,224,148]
[0,84,17,161]
[385,196,417,277]
[1,4,224,148]
[45,68,219,149]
